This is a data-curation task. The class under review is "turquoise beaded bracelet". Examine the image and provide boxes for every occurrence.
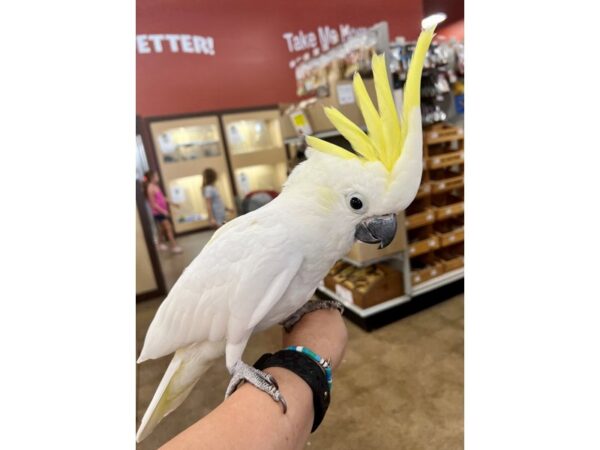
[284,345,332,390]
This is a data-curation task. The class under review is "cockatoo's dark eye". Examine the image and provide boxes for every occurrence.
[350,197,363,210]
[346,192,367,214]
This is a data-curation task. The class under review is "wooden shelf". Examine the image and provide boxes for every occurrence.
[434,202,464,220]
[409,236,440,258]
[317,285,411,318]
[317,267,464,319]
[412,268,464,296]
[430,175,464,193]
[427,150,464,169]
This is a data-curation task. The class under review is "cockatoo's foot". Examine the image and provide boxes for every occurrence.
[281,298,345,333]
[225,360,288,413]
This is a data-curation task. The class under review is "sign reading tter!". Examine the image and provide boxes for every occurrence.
[136,34,215,55]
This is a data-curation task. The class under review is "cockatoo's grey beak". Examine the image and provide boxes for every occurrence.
[354,213,397,249]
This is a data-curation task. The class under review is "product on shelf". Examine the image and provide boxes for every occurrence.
[408,224,439,256]
[423,123,464,148]
[323,262,405,309]
[435,242,464,272]
[432,190,464,222]
[434,217,464,247]
[411,254,445,285]
[324,260,351,290]
[405,208,436,230]
[415,182,431,198]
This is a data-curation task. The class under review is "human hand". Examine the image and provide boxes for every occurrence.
[282,307,348,371]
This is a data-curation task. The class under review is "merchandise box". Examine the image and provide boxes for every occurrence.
[278,104,300,140]
[415,182,431,198]
[427,150,464,169]
[405,208,435,230]
[408,235,440,258]
[436,243,464,272]
[304,78,377,133]
[339,263,405,309]
[345,212,407,265]
[324,260,352,291]
[434,201,464,220]
[430,175,464,194]
[411,261,445,285]
[442,255,464,272]
[423,123,464,145]
[437,227,464,247]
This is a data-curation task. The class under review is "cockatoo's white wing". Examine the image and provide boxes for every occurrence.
[138,214,303,363]
[136,213,304,441]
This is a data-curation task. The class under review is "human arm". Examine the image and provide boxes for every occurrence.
[160,308,348,450]
[203,187,217,226]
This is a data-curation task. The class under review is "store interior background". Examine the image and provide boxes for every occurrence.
[136,0,464,448]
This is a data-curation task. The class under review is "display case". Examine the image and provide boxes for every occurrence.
[221,109,287,206]
[149,116,237,234]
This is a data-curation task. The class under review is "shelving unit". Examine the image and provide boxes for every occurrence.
[221,109,288,210]
[148,115,237,234]
[408,122,464,287]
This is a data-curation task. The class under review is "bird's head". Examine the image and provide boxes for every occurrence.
[283,25,435,249]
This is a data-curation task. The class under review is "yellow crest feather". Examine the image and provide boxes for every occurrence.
[323,107,378,160]
[306,24,436,172]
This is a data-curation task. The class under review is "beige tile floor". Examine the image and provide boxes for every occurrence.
[137,233,464,449]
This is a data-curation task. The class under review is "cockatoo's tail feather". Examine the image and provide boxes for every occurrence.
[305,25,436,172]
[136,341,225,442]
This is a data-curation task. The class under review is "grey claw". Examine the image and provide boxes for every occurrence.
[266,373,279,390]
[279,394,288,414]
[226,361,287,413]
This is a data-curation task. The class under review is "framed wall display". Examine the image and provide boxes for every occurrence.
[148,115,237,234]
[221,108,288,205]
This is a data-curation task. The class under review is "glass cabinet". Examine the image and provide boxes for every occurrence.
[149,115,236,233]
[221,109,287,203]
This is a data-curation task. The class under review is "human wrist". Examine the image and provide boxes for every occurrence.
[256,350,330,433]
[282,309,347,371]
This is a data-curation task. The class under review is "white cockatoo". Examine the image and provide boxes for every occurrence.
[137,25,435,442]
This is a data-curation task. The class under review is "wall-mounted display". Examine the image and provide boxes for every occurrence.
[149,115,236,233]
[157,125,221,163]
[221,109,287,208]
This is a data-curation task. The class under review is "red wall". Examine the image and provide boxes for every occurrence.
[136,0,423,117]
[437,20,464,41]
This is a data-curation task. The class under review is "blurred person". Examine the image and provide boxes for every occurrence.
[144,170,182,254]
[202,168,227,228]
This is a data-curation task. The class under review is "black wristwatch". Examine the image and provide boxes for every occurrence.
[254,349,331,432]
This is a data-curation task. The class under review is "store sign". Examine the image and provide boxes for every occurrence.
[282,24,367,54]
[283,23,368,69]
[136,34,215,55]
[336,84,355,105]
